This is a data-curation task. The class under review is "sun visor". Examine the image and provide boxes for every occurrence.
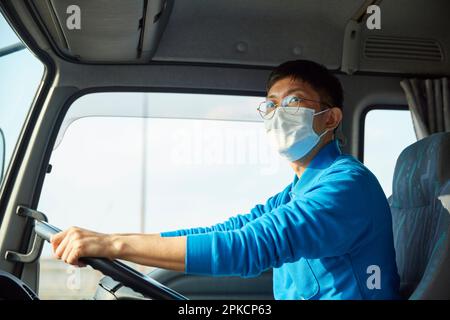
[30,0,171,63]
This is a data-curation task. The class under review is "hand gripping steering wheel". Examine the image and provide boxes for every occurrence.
[8,205,188,300]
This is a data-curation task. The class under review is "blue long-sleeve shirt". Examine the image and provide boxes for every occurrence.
[161,140,400,299]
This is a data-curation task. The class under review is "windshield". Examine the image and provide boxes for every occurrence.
[0,12,44,185]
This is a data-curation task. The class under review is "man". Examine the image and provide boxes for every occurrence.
[51,60,401,300]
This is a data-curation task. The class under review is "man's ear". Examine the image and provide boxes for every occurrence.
[326,107,343,130]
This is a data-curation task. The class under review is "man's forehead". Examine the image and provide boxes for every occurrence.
[267,77,318,97]
[267,88,310,99]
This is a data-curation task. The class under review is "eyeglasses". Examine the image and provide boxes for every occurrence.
[257,95,332,120]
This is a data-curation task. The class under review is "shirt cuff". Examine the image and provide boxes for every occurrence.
[160,230,183,237]
[186,233,213,275]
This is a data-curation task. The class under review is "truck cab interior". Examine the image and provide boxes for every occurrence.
[0,0,448,300]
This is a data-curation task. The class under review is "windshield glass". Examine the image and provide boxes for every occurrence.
[0,12,44,185]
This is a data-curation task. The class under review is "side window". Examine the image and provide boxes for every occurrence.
[364,108,416,196]
[37,92,293,299]
[0,13,44,184]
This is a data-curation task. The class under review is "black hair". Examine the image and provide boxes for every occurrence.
[266,60,344,109]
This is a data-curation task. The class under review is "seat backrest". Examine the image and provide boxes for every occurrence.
[390,132,450,299]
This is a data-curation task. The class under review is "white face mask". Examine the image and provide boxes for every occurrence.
[264,107,330,161]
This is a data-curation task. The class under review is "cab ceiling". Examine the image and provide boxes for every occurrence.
[30,0,364,68]
[14,0,450,75]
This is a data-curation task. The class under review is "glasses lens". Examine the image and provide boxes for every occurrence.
[258,101,276,118]
[281,96,301,115]
[282,95,300,107]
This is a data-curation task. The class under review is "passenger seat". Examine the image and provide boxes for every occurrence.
[390,132,450,299]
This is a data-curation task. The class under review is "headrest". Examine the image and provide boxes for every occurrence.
[391,132,450,208]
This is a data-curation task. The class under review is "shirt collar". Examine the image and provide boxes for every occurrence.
[292,139,342,190]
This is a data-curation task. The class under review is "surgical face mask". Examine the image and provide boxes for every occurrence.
[264,107,330,161]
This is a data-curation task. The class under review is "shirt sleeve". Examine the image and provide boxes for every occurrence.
[185,166,374,277]
[160,184,291,237]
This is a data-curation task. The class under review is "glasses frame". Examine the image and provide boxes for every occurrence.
[257,95,333,120]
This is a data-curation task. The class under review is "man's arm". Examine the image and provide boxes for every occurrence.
[50,184,291,269]
[51,228,187,271]
[50,184,285,269]
[49,184,288,269]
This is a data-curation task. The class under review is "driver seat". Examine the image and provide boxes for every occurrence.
[390,132,450,299]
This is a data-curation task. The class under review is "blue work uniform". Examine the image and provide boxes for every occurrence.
[161,140,401,299]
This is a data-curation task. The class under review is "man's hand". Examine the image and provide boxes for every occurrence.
[50,226,117,266]
[50,226,186,271]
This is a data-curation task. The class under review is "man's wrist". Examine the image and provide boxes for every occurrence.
[108,234,125,260]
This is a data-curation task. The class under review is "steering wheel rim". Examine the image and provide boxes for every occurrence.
[35,220,188,300]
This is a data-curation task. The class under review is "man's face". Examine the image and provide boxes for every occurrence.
[266,77,331,135]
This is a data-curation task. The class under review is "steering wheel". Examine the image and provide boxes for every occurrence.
[34,220,187,300]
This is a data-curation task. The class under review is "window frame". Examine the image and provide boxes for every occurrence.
[0,5,55,221]
[0,4,57,284]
